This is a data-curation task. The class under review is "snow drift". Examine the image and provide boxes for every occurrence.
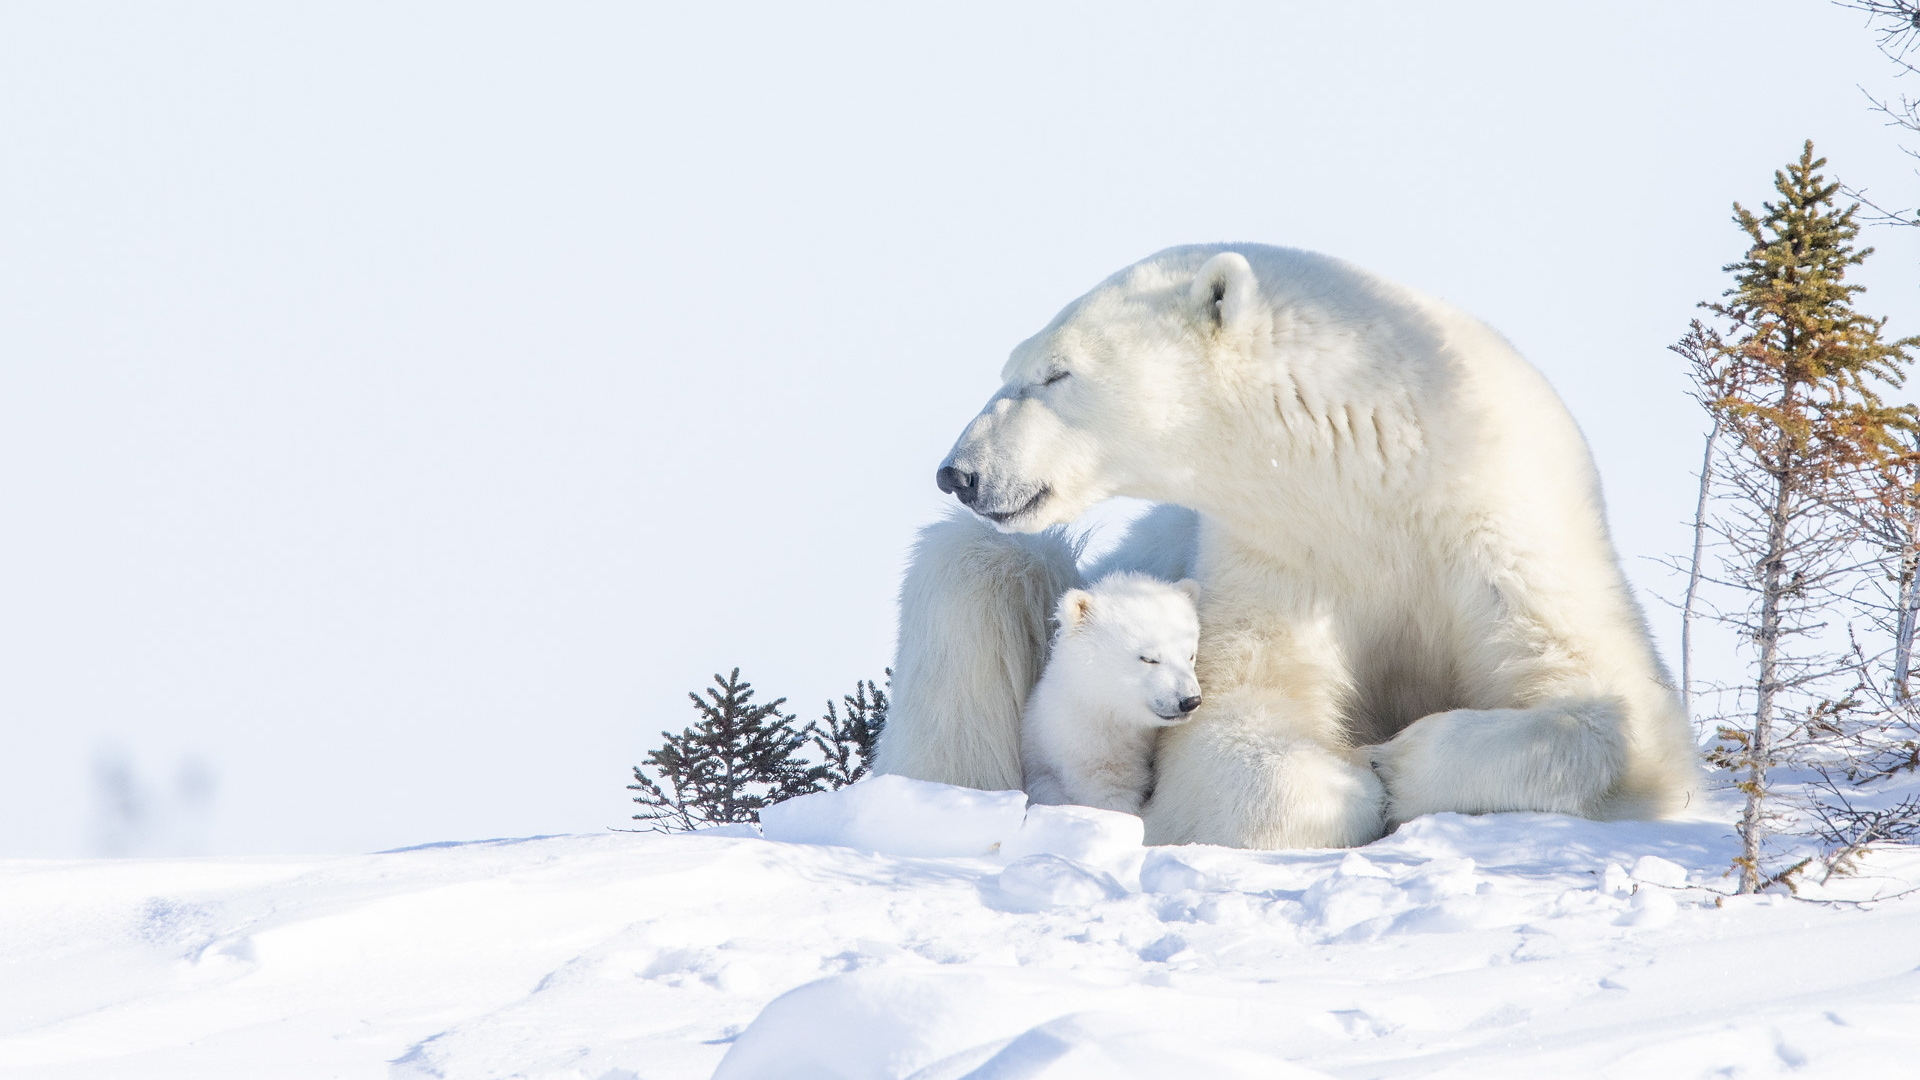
[3,779,1919,1079]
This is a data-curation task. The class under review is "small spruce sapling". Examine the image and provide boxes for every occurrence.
[811,671,890,788]
[628,668,824,832]
[1673,142,1916,892]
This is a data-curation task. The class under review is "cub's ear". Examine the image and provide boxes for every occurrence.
[1173,578,1202,606]
[1059,589,1094,629]
[1188,251,1259,338]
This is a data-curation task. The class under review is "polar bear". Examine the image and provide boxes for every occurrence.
[1022,572,1204,814]
[873,243,1699,849]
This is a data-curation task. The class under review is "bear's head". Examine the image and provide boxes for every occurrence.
[936,247,1266,530]
[1053,573,1203,727]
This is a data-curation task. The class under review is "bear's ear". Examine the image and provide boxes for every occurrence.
[1173,578,1202,606]
[1059,589,1094,629]
[1189,251,1259,338]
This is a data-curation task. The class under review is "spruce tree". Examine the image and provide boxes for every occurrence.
[628,668,824,832]
[811,672,890,788]
[1675,141,1917,892]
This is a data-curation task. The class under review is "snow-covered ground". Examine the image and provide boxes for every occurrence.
[5,777,1920,1080]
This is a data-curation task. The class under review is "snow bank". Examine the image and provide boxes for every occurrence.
[713,969,1320,1080]
[759,775,1027,857]
[8,778,1920,1078]
[997,803,1143,874]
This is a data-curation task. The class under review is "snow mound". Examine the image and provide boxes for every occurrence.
[712,969,1317,1080]
[907,1012,1328,1080]
[986,854,1128,913]
[758,775,1027,857]
[9,778,1920,1078]
[998,803,1143,877]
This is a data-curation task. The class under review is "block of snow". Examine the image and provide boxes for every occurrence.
[997,804,1143,874]
[758,775,1027,858]
[1600,862,1633,896]
[689,822,761,839]
[1629,855,1689,889]
[988,854,1127,913]
[1138,849,1210,894]
[1614,886,1678,928]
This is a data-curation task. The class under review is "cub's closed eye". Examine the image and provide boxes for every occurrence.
[1139,656,1159,664]
[1042,370,1070,386]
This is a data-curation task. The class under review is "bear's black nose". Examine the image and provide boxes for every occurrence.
[936,466,979,506]
[1178,695,1202,714]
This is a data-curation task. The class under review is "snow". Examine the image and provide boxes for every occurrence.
[5,783,1920,1079]
[759,775,1027,858]
[999,804,1144,878]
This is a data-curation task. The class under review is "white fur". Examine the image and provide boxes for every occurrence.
[1081,503,1199,584]
[879,243,1699,849]
[1021,573,1203,814]
[1365,703,1627,825]
[872,509,1081,791]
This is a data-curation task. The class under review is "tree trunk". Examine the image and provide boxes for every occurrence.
[1683,416,1722,716]
[1741,464,1793,894]
[1895,502,1920,701]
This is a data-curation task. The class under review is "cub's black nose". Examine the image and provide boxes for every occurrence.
[1178,695,1202,714]
[936,466,979,506]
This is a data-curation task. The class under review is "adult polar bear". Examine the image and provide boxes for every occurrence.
[874,244,1699,849]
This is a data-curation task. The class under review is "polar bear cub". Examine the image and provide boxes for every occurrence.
[1021,572,1203,814]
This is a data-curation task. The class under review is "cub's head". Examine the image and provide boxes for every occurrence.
[1052,572,1203,727]
[936,248,1268,530]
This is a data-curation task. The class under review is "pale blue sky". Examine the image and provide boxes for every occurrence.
[3,1,1917,855]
